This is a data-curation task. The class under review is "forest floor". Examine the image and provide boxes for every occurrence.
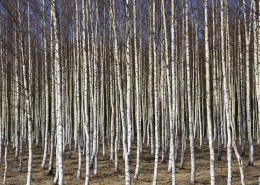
[0,140,259,185]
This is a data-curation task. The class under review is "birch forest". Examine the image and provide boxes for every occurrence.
[0,0,259,184]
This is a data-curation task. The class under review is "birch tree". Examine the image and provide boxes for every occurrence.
[242,0,254,166]
[0,0,259,184]
[204,0,215,184]
[134,0,141,179]
[26,1,33,184]
[50,0,64,184]
[152,0,160,184]
[109,1,130,184]
[185,0,196,182]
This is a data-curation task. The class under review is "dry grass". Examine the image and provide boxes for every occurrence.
[0,140,259,185]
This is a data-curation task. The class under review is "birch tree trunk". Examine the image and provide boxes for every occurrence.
[0,1,259,185]
[204,0,215,184]
[48,11,55,175]
[185,0,195,182]
[41,0,49,168]
[26,1,33,184]
[125,0,132,157]
[14,27,20,161]
[3,140,8,184]
[16,0,25,172]
[170,0,177,183]
[82,0,90,184]
[148,3,154,154]
[221,1,232,183]
[50,0,64,184]
[134,0,141,179]
[152,0,159,184]
[242,0,254,166]
[109,1,130,184]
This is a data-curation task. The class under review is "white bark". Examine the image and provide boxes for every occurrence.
[225,2,245,184]
[17,0,24,171]
[41,0,49,168]
[110,68,115,162]
[50,0,64,184]
[125,0,132,156]
[148,4,154,154]
[242,0,254,166]
[205,0,215,184]
[14,28,20,160]
[26,1,33,184]
[115,84,119,171]
[253,0,260,145]
[93,1,98,174]
[48,19,56,175]
[185,0,195,182]
[134,0,141,179]
[75,0,82,178]
[170,0,177,183]
[109,1,130,184]
[152,0,159,184]
[3,140,8,184]
[82,0,90,183]
[221,1,232,183]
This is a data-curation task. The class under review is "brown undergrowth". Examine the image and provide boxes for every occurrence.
[0,140,259,185]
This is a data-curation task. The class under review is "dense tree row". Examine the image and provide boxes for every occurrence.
[0,0,259,184]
